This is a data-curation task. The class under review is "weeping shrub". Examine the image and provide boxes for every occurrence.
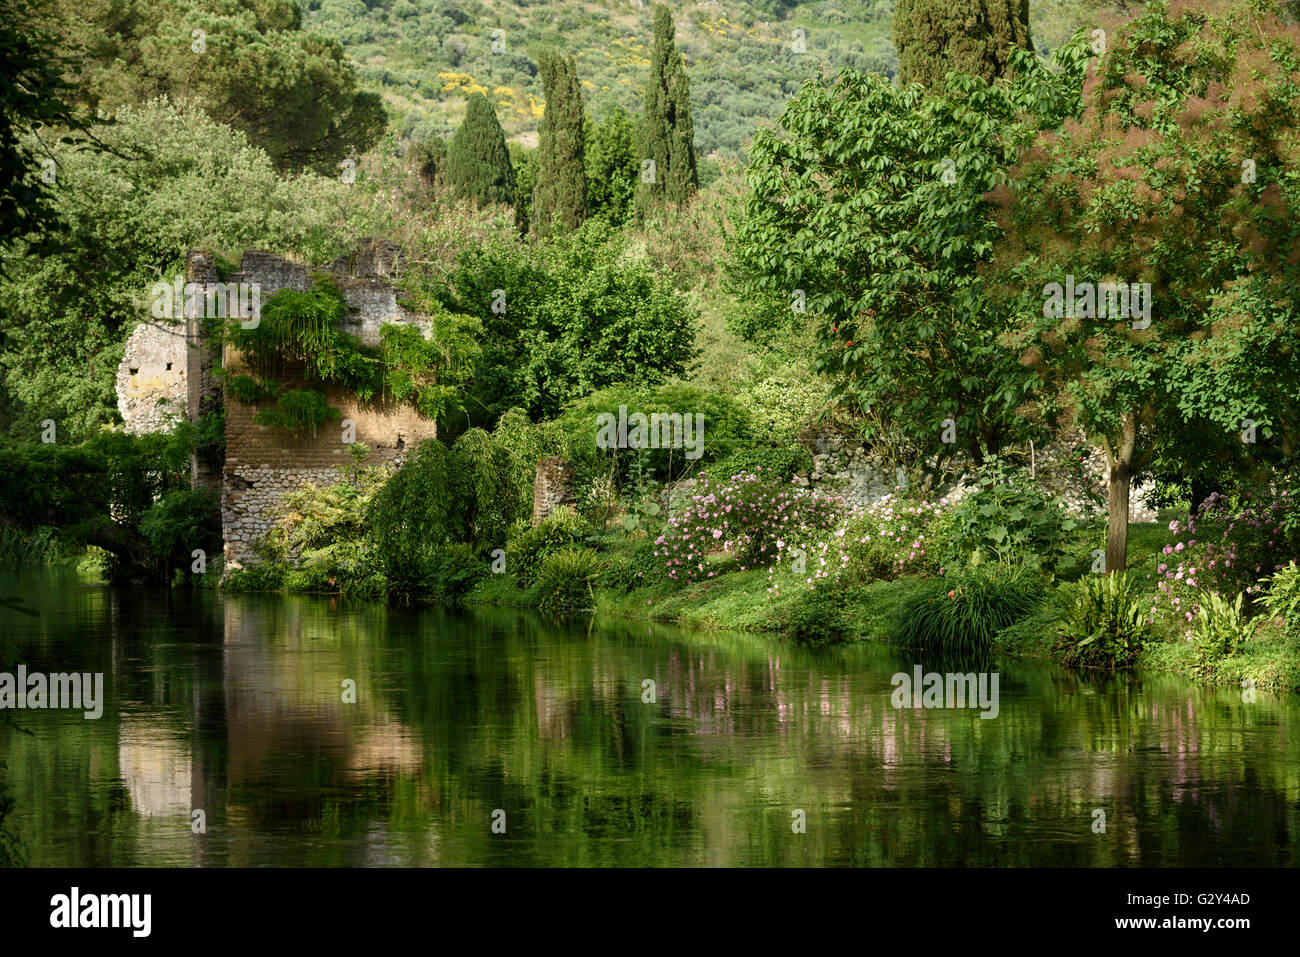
[891,564,1043,654]
[367,441,462,596]
[367,430,532,565]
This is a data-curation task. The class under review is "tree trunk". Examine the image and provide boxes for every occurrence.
[1189,475,1210,520]
[1106,463,1131,573]
[1103,414,1139,573]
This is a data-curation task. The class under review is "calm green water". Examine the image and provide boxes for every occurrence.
[1,568,1298,867]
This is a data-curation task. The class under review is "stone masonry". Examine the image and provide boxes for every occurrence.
[796,425,1158,522]
[117,322,188,435]
[532,456,576,525]
[115,242,439,569]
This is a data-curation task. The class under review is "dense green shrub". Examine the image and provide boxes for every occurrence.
[286,540,387,597]
[507,506,590,587]
[705,445,812,483]
[1189,591,1254,675]
[367,441,461,595]
[368,433,528,559]
[427,542,490,605]
[601,537,670,593]
[220,561,287,592]
[533,547,601,614]
[891,564,1043,654]
[778,583,851,644]
[939,465,1077,573]
[1054,572,1149,671]
[1262,561,1300,640]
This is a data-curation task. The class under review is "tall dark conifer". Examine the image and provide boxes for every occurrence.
[636,4,696,219]
[893,0,1032,90]
[532,48,586,238]
[445,91,516,208]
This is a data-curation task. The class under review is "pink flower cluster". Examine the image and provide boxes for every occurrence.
[1148,490,1297,638]
[654,468,849,584]
[653,470,953,593]
[762,493,949,596]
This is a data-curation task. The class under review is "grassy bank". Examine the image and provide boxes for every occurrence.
[463,517,1300,697]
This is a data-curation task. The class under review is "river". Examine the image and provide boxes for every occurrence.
[2,568,1297,866]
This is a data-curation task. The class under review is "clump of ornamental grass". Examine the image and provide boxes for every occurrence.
[889,562,1043,654]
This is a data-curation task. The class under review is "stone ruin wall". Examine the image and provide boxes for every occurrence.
[221,243,437,567]
[116,242,439,570]
[117,323,188,435]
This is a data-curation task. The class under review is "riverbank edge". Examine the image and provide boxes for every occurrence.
[462,563,1300,698]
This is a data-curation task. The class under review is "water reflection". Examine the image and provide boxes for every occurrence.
[1,569,1298,867]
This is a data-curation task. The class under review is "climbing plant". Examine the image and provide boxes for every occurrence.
[217,277,480,431]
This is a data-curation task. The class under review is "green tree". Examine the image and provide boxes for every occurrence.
[532,48,586,238]
[409,136,448,189]
[894,0,1033,90]
[445,91,516,209]
[636,4,697,218]
[509,142,538,234]
[729,46,1088,480]
[0,100,349,438]
[992,0,1300,571]
[0,0,96,253]
[51,0,384,174]
[585,107,639,227]
[443,221,698,427]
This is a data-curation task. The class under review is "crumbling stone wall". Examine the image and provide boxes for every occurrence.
[115,242,440,569]
[532,456,576,524]
[117,322,188,435]
[798,425,1158,522]
[219,244,437,567]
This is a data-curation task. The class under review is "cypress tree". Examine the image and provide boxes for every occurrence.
[636,4,697,219]
[445,91,516,208]
[894,0,1032,91]
[532,48,587,238]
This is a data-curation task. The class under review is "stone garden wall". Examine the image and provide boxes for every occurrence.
[795,426,1158,523]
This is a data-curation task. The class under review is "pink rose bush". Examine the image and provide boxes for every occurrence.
[654,468,848,584]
